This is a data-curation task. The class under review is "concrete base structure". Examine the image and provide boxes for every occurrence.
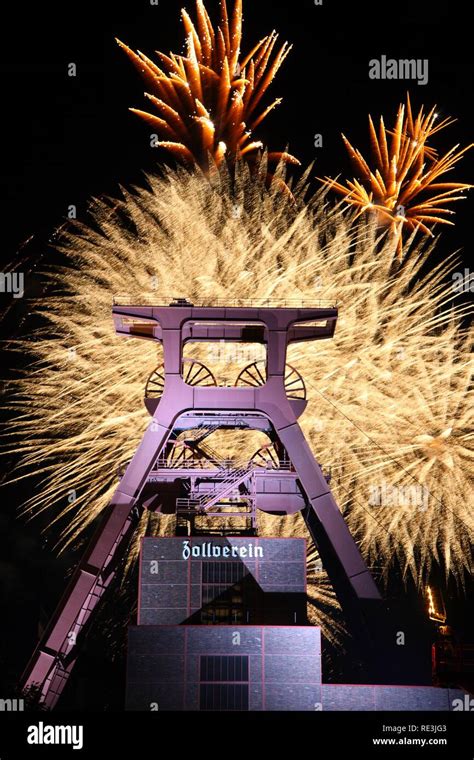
[126,537,466,711]
[127,625,321,711]
[126,624,464,711]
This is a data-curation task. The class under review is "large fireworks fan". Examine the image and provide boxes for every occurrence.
[321,95,473,257]
[117,0,298,175]
[3,163,473,593]
[347,327,473,583]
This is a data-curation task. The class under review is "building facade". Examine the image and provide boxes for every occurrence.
[126,536,465,711]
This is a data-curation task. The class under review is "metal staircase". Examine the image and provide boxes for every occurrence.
[176,462,254,514]
[187,440,226,468]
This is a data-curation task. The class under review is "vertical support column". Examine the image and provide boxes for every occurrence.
[265,329,288,377]
[275,421,381,604]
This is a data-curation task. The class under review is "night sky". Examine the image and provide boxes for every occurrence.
[0,0,473,708]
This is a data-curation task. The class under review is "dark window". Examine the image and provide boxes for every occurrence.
[200,655,249,682]
[201,562,246,624]
[202,561,245,584]
[200,684,249,711]
[200,657,250,709]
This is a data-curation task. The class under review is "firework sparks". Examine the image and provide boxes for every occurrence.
[117,0,298,175]
[321,95,473,258]
[3,164,473,593]
[346,328,474,583]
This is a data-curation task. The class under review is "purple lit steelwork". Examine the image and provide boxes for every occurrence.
[20,299,381,708]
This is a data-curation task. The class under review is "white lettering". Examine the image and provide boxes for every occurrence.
[27,722,83,750]
[181,541,264,560]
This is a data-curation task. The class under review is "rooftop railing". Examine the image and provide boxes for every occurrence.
[113,295,337,309]
[153,458,293,472]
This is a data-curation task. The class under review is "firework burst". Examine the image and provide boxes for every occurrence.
[321,95,473,257]
[3,164,473,599]
[347,327,474,583]
[117,0,298,176]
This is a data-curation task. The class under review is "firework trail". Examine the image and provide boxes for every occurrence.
[118,0,298,176]
[321,94,473,257]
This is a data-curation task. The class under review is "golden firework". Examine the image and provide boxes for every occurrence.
[321,95,473,257]
[347,328,473,583]
[117,0,298,175]
[4,164,473,591]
